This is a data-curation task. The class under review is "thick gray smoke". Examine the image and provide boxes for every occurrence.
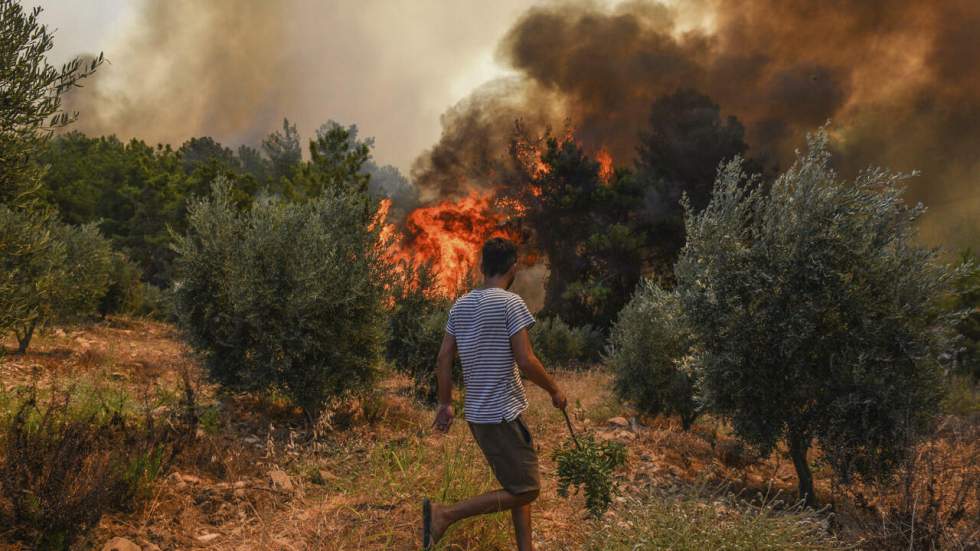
[412,0,979,250]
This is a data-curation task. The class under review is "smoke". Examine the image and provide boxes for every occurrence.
[64,0,296,148]
[60,0,539,173]
[413,0,979,250]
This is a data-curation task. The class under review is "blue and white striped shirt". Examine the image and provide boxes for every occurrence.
[446,287,536,423]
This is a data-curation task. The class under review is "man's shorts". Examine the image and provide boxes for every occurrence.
[468,414,541,495]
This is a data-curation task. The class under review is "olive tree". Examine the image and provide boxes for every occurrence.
[1,0,101,206]
[1,208,112,353]
[172,179,390,417]
[606,279,698,429]
[0,205,62,349]
[675,131,957,506]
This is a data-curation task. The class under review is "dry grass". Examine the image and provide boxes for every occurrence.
[0,319,975,550]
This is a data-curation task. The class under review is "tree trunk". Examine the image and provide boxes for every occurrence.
[788,430,817,508]
[15,320,36,354]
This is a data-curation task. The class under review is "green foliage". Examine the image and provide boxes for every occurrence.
[606,279,698,428]
[172,179,390,415]
[948,249,979,380]
[553,435,627,518]
[0,0,101,208]
[675,130,956,504]
[36,122,413,289]
[98,251,144,317]
[38,132,259,286]
[48,221,112,322]
[386,260,455,403]
[529,316,603,369]
[262,118,302,188]
[300,121,372,197]
[0,205,61,342]
[0,207,111,353]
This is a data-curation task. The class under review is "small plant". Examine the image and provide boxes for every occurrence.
[0,383,197,550]
[553,435,627,518]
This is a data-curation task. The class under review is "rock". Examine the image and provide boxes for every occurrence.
[180,473,202,484]
[102,537,141,551]
[615,430,637,441]
[142,544,161,551]
[269,469,294,492]
[53,328,67,338]
[197,533,220,543]
[607,416,629,428]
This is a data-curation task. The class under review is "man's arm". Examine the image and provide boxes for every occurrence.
[433,332,457,432]
[511,328,568,409]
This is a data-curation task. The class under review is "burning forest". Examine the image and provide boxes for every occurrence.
[2,1,978,549]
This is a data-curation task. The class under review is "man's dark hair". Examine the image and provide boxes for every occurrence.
[481,237,518,277]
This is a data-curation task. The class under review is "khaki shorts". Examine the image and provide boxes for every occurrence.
[468,414,540,495]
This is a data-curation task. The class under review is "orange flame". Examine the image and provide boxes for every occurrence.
[596,147,613,184]
[389,191,520,295]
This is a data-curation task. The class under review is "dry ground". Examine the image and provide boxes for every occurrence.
[0,319,975,550]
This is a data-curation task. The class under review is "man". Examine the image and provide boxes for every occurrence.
[423,237,568,551]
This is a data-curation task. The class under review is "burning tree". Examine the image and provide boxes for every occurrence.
[675,130,959,506]
[506,132,646,328]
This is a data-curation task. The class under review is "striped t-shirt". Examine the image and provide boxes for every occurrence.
[445,287,536,423]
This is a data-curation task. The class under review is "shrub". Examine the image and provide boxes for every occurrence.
[98,251,144,318]
[0,386,196,550]
[675,130,957,506]
[0,206,62,347]
[606,279,698,429]
[948,249,978,381]
[386,260,454,403]
[48,221,113,322]
[530,316,604,369]
[553,435,627,518]
[0,209,112,353]
[131,282,175,321]
[172,179,389,416]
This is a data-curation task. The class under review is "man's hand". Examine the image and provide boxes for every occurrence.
[550,389,568,410]
[433,403,454,432]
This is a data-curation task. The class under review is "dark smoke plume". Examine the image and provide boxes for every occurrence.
[413,0,979,250]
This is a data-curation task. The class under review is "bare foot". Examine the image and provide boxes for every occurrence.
[430,503,450,544]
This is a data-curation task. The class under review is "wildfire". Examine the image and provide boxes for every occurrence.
[387,191,521,295]
[596,147,613,184]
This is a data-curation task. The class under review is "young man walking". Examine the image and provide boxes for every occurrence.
[423,237,567,551]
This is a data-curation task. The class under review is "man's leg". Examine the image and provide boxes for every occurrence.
[431,488,538,544]
[511,502,533,551]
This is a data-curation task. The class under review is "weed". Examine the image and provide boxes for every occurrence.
[553,435,627,518]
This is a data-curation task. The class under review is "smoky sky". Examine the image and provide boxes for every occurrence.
[413,0,979,250]
[47,0,980,250]
[56,0,537,172]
